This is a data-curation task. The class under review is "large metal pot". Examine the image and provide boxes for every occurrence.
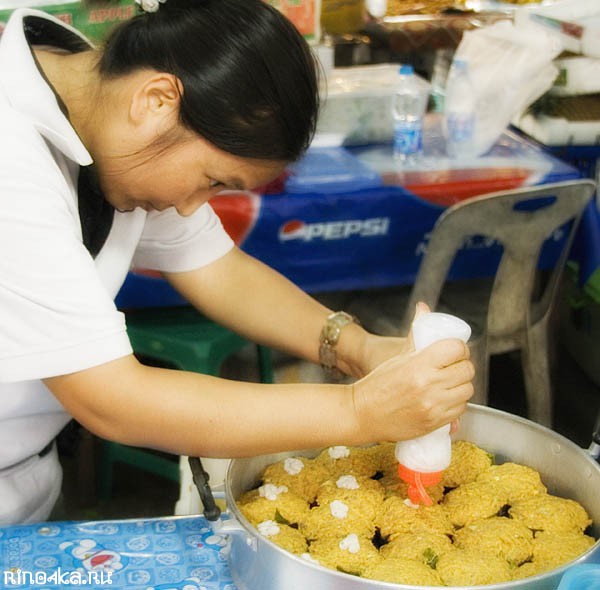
[221,404,600,590]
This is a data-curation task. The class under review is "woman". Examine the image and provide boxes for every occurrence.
[0,0,473,524]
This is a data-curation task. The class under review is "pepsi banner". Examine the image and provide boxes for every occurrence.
[116,132,584,309]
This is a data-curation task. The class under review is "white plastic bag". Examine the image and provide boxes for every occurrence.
[452,20,563,157]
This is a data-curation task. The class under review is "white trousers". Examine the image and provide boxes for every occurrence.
[0,443,62,525]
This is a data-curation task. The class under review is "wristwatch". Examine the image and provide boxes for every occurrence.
[319,311,357,378]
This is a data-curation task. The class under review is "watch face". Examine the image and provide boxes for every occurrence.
[319,312,356,376]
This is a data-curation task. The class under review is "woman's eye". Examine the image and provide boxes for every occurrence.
[208,179,224,189]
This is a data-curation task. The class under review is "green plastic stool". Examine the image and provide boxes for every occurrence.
[99,305,273,502]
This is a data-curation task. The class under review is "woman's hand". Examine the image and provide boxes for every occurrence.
[350,336,474,444]
[338,302,431,378]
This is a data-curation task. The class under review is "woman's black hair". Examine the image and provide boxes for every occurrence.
[99,0,319,162]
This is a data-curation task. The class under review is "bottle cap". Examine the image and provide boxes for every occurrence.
[397,463,442,506]
[399,64,413,76]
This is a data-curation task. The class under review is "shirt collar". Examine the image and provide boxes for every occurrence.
[0,9,93,165]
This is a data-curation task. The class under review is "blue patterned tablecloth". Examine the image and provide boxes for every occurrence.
[0,516,235,590]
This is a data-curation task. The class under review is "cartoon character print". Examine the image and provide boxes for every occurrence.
[146,577,205,590]
[59,539,128,573]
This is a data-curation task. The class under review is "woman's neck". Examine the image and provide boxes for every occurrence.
[33,48,101,149]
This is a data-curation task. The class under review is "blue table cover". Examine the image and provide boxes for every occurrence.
[0,516,234,590]
[115,129,599,308]
[0,514,589,590]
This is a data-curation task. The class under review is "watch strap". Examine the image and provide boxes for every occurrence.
[319,311,357,377]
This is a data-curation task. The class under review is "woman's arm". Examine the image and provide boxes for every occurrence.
[162,247,410,378]
[44,338,472,458]
[44,247,472,458]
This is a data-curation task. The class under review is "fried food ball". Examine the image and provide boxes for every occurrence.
[237,484,310,526]
[315,445,379,478]
[308,533,381,576]
[436,549,513,586]
[453,516,534,565]
[364,441,396,474]
[512,530,596,581]
[261,456,330,502]
[256,520,308,554]
[512,560,547,580]
[315,475,385,521]
[530,530,596,569]
[509,494,592,533]
[380,531,454,565]
[442,440,493,488]
[442,481,508,527]
[376,495,454,539]
[362,557,445,585]
[476,462,546,503]
[245,441,597,587]
[299,499,375,541]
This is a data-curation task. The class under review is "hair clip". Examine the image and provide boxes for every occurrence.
[135,0,166,13]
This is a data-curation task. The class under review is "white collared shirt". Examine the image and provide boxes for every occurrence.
[0,9,233,468]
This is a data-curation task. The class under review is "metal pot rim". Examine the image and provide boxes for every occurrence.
[224,404,600,589]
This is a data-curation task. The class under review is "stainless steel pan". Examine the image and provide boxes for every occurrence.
[208,405,600,590]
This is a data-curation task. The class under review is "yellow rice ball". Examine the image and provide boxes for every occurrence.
[262,456,330,502]
[308,533,381,576]
[442,440,493,488]
[380,531,454,565]
[476,462,547,503]
[531,530,596,569]
[299,499,375,541]
[315,445,379,478]
[315,475,384,522]
[436,549,513,586]
[362,556,445,585]
[509,494,592,533]
[442,481,509,527]
[376,495,454,539]
[255,520,308,555]
[512,560,547,580]
[237,485,310,526]
[453,516,533,565]
[362,441,396,473]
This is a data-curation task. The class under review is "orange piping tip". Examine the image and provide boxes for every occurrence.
[397,463,443,506]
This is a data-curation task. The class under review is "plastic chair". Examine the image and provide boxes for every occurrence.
[399,179,596,427]
[99,305,273,512]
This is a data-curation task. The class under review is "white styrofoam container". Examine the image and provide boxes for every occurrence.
[514,111,600,146]
[550,55,600,96]
[316,63,430,146]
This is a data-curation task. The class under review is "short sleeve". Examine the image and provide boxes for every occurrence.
[132,203,234,272]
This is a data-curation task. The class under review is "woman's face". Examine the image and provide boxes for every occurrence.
[96,130,285,216]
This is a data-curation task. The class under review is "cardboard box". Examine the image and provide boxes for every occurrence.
[266,0,321,44]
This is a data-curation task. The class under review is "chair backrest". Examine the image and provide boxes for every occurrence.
[402,179,596,346]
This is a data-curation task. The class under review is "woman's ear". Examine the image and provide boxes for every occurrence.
[129,73,184,128]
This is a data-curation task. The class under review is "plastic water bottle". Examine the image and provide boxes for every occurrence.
[444,58,477,159]
[392,64,428,163]
[395,312,471,507]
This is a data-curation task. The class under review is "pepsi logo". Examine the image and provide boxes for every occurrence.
[279,217,390,242]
